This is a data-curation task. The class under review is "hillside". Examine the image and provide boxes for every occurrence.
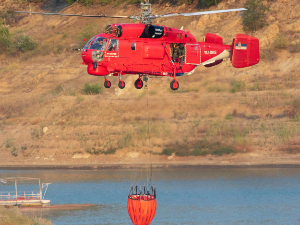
[0,0,300,168]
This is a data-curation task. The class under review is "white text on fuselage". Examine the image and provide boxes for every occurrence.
[105,52,118,57]
[204,51,217,55]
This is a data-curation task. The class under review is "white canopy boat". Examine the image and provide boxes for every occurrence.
[0,177,51,206]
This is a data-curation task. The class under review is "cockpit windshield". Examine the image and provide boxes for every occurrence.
[89,37,108,50]
[83,37,95,50]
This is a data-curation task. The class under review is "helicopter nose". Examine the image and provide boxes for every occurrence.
[87,63,109,76]
[82,49,93,64]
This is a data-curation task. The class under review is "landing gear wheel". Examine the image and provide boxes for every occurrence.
[170,80,179,90]
[118,80,125,89]
[104,80,111,88]
[134,79,143,89]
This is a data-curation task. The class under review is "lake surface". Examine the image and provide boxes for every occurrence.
[1,167,300,225]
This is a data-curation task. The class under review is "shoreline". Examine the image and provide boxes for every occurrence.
[2,151,300,170]
[2,162,300,170]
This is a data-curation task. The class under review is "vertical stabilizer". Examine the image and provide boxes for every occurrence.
[231,34,259,68]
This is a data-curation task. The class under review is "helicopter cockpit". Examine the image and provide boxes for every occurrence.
[84,37,108,62]
[89,37,108,51]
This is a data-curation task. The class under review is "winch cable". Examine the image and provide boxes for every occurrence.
[131,76,153,191]
[145,76,153,185]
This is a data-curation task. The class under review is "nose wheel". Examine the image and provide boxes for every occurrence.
[104,79,111,88]
[134,78,143,89]
[170,80,179,90]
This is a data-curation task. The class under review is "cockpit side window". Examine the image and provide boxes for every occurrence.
[131,43,136,50]
[89,37,108,50]
[108,39,118,51]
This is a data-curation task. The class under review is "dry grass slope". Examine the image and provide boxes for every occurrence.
[0,0,300,166]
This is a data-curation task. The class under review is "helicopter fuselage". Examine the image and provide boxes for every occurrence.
[81,23,259,90]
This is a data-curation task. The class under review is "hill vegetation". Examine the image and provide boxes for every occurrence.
[0,0,300,166]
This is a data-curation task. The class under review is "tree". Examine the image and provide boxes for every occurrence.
[242,0,269,32]
[0,24,11,52]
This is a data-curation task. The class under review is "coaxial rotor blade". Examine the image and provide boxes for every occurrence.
[155,8,247,18]
[15,11,129,18]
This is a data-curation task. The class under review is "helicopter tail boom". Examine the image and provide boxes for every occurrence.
[230,34,259,68]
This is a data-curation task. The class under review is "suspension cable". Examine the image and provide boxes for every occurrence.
[145,77,153,184]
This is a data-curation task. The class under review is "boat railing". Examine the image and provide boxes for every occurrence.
[0,191,41,200]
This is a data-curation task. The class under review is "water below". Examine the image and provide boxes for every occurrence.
[1,167,300,225]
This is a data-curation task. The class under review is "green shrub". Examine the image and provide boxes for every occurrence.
[82,83,103,95]
[101,147,117,155]
[66,0,76,5]
[97,0,112,5]
[86,147,116,155]
[197,0,223,8]
[161,143,189,157]
[31,128,41,139]
[15,35,38,52]
[126,0,140,4]
[192,148,208,156]
[66,0,93,6]
[162,139,238,157]
[0,24,11,52]
[6,138,14,148]
[86,148,101,155]
[22,0,44,2]
[179,0,193,5]
[273,36,287,49]
[225,113,233,120]
[11,147,18,157]
[230,80,246,93]
[212,147,235,156]
[79,0,93,6]
[21,144,28,150]
[0,10,21,25]
[162,148,173,156]
[242,0,269,32]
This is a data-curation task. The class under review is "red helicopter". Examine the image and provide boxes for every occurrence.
[17,0,259,91]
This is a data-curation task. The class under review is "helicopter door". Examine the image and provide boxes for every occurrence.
[105,39,119,58]
[185,44,200,65]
